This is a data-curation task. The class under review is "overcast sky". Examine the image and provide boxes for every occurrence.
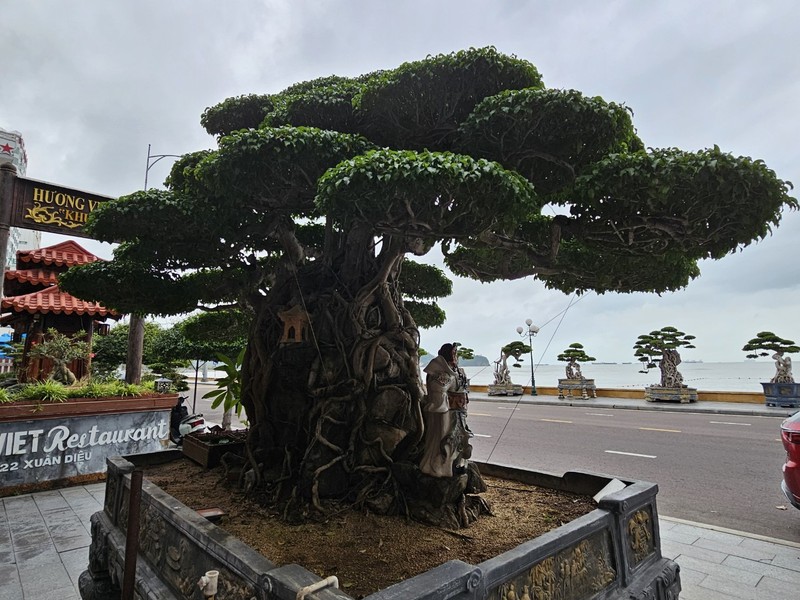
[5,1,799,364]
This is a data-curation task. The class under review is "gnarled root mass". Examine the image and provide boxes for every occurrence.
[235,260,489,527]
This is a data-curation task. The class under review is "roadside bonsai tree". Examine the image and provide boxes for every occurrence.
[60,47,796,526]
[557,343,596,380]
[493,341,531,385]
[743,331,799,383]
[633,326,696,387]
[28,328,91,385]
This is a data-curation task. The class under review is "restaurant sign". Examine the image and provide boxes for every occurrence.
[9,176,114,238]
[0,410,169,489]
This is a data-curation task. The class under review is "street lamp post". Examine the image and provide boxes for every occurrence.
[516,319,540,395]
[125,146,182,385]
[144,144,181,190]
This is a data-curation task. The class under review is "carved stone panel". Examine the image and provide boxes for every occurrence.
[488,528,617,600]
[627,507,655,567]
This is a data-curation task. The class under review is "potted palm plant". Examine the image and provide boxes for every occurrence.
[743,331,800,407]
[633,326,698,403]
[184,350,249,468]
[556,343,597,399]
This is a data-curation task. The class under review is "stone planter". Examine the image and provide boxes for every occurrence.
[644,386,698,403]
[761,382,800,408]
[0,394,175,496]
[558,378,597,399]
[79,453,680,600]
[182,429,248,468]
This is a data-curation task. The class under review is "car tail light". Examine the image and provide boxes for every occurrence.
[782,429,800,444]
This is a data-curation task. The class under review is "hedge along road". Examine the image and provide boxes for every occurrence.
[465,399,797,542]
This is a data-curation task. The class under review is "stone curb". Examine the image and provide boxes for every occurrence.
[469,393,796,418]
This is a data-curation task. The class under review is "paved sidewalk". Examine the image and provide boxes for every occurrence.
[469,390,798,418]
[2,482,800,599]
[0,483,104,600]
[660,517,800,599]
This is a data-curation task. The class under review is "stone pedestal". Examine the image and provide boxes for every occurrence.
[487,382,523,396]
[558,378,597,399]
[644,386,698,403]
[761,382,800,408]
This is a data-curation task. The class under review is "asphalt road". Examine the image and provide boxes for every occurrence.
[181,380,249,429]
[465,399,799,542]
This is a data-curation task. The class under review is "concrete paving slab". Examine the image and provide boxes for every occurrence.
[693,536,777,562]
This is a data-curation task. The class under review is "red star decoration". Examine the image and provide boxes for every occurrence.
[0,143,12,154]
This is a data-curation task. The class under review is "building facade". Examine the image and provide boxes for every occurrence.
[1,128,41,269]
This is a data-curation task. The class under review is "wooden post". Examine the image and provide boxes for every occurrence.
[85,317,95,376]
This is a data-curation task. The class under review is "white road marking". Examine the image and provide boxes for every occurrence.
[469,412,492,417]
[540,418,572,424]
[472,433,492,438]
[605,450,657,459]
[709,421,752,426]
[497,407,520,410]
[639,427,681,433]
[586,412,614,417]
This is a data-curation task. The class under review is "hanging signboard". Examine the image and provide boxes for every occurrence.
[0,409,169,490]
[8,176,114,238]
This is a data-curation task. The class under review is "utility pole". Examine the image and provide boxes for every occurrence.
[124,145,181,384]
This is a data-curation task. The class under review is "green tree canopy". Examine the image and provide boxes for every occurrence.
[500,341,531,363]
[633,326,696,371]
[557,343,596,363]
[742,332,800,358]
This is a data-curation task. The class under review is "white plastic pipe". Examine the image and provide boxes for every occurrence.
[197,570,219,598]
[296,575,339,600]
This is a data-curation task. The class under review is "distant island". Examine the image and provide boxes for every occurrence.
[419,354,491,367]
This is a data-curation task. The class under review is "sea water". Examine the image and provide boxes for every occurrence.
[459,361,776,393]
[185,361,778,393]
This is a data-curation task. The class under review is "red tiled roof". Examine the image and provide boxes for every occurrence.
[17,240,100,267]
[1,285,118,317]
[4,269,59,286]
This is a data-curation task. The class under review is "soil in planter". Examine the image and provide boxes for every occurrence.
[142,458,596,599]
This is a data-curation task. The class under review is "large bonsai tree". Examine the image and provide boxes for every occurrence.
[557,343,596,380]
[493,340,531,386]
[743,331,799,383]
[633,326,696,387]
[60,48,796,524]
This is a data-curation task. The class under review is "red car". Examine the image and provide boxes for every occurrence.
[780,412,800,509]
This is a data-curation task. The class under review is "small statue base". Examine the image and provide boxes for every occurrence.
[488,383,524,396]
[557,378,597,399]
[644,386,698,403]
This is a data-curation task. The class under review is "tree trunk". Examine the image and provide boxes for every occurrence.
[221,407,232,430]
[238,234,487,527]
[125,315,145,385]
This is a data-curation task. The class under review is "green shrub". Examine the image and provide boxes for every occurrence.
[7,379,149,402]
[0,388,10,404]
[67,381,118,398]
[12,380,69,403]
